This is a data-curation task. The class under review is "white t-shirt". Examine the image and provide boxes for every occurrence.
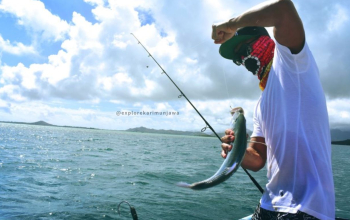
[251,41,335,220]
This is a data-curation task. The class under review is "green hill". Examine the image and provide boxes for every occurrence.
[331,139,350,146]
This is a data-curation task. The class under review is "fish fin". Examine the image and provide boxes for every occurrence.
[176,182,192,188]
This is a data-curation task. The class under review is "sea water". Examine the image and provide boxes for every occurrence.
[0,123,349,220]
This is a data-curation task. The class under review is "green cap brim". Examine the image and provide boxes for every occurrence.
[219,35,257,60]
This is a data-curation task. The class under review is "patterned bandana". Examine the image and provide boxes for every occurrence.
[240,36,275,91]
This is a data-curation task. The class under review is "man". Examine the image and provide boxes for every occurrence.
[212,0,335,219]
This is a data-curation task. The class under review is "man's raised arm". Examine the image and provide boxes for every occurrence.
[212,0,305,54]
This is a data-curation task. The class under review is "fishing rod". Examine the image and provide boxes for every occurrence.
[130,33,219,139]
[131,33,264,194]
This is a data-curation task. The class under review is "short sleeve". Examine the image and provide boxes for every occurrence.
[274,41,311,74]
[251,99,264,138]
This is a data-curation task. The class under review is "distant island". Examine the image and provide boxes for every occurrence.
[0,120,97,130]
[331,139,350,146]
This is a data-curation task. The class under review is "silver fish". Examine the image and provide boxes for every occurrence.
[176,107,247,190]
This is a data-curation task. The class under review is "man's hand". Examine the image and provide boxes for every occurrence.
[221,129,267,171]
[212,21,237,44]
[221,129,235,158]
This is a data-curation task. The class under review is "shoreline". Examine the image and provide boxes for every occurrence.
[1,120,349,145]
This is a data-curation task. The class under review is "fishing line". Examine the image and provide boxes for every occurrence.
[131,33,264,194]
[185,39,210,52]
[221,66,234,110]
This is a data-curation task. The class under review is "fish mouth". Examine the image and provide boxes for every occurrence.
[231,107,244,115]
[231,107,244,123]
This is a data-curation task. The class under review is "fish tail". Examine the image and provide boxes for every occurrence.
[176,182,192,188]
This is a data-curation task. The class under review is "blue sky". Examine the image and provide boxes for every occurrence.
[0,0,349,132]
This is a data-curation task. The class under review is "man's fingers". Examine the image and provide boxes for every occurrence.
[212,24,225,42]
[222,129,235,143]
[221,150,227,159]
[221,143,233,158]
[225,129,234,135]
[221,143,232,151]
[211,25,217,40]
[221,135,234,143]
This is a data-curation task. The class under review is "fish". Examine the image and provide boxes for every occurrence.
[176,107,247,190]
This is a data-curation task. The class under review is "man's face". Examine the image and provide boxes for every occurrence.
[233,35,275,78]
[232,36,259,66]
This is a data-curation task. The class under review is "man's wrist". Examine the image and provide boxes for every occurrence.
[227,18,238,32]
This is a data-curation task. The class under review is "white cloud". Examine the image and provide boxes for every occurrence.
[204,0,235,22]
[0,84,26,102]
[185,57,198,65]
[0,99,11,113]
[0,35,36,55]
[1,63,36,90]
[340,111,349,119]
[112,34,129,49]
[84,0,104,7]
[327,4,349,32]
[0,49,71,97]
[69,12,103,51]
[39,51,71,85]
[0,0,70,41]
[327,98,350,128]
[99,72,133,91]
[132,24,180,61]
[109,100,125,104]
[130,79,157,97]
